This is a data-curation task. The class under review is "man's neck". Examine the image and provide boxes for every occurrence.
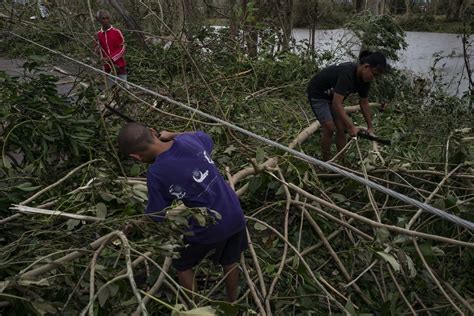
[101,25,112,32]
[154,140,174,157]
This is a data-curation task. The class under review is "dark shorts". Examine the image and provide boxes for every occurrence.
[172,228,248,271]
[309,98,336,124]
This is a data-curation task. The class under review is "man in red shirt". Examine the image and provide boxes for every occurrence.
[96,10,127,86]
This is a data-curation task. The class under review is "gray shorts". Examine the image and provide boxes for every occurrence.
[309,98,336,124]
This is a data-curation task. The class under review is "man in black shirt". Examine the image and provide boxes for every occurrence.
[307,51,388,161]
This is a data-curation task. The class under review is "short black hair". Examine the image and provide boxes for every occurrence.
[117,122,155,155]
[358,50,389,73]
[96,10,110,20]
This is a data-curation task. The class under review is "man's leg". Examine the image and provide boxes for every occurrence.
[334,117,347,153]
[177,269,196,294]
[173,243,212,297]
[223,264,239,302]
[321,120,336,161]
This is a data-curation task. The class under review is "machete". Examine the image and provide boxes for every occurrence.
[357,130,391,145]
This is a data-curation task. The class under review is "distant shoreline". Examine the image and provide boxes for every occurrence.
[207,15,468,34]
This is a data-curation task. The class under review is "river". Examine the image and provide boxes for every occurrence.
[292,28,472,96]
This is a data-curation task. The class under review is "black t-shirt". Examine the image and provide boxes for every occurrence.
[306,62,370,100]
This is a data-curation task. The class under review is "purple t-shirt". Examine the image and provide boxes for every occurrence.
[145,131,246,244]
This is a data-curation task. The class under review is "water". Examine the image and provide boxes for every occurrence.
[292,28,472,96]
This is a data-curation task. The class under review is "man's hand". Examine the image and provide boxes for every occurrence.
[348,126,359,137]
[159,131,178,142]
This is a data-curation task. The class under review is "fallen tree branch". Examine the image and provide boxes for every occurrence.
[19,232,118,279]
[265,169,291,315]
[407,164,463,230]
[284,182,474,248]
[387,265,417,315]
[133,256,173,316]
[20,159,101,206]
[80,231,148,316]
[412,239,464,315]
[240,255,266,316]
[10,205,104,222]
[245,216,349,313]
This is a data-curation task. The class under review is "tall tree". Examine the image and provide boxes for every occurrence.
[446,0,468,20]
[404,0,412,16]
[429,0,438,15]
[275,0,294,49]
[354,0,364,12]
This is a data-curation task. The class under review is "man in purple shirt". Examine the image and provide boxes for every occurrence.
[117,122,247,302]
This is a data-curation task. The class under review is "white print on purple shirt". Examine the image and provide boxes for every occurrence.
[192,169,209,183]
[203,151,214,164]
[169,184,186,199]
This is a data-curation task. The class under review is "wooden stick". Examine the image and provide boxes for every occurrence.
[407,164,463,229]
[133,257,173,316]
[20,232,118,279]
[413,239,464,315]
[10,205,103,222]
[20,159,101,206]
[387,265,417,315]
[245,216,349,313]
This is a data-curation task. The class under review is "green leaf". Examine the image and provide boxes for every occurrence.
[224,145,237,155]
[376,228,390,243]
[377,251,400,272]
[108,283,119,298]
[345,298,357,315]
[431,246,445,256]
[193,213,206,226]
[95,202,107,219]
[133,189,148,201]
[171,306,217,316]
[254,222,267,231]
[98,287,109,307]
[406,255,417,278]
[100,192,115,202]
[256,148,265,162]
[120,296,137,307]
[32,302,57,315]
[419,244,433,257]
[248,176,262,193]
[18,279,50,286]
[331,193,347,203]
[130,164,141,176]
[173,216,189,226]
[15,182,41,192]
[66,219,80,230]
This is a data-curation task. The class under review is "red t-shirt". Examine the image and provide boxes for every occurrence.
[97,26,126,73]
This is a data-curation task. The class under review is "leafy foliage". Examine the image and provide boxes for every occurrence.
[346,14,408,61]
[0,5,473,316]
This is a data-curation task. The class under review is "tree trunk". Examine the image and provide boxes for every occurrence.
[429,0,438,15]
[366,0,380,15]
[354,0,365,12]
[229,0,239,40]
[380,0,386,15]
[277,0,293,50]
[404,0,412,16]
[453,0,466,20]
[169,0,185,36]
[108,0,147,47]
[183,0,200,39]
[243,0,259,56]
[445,0,462,20]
